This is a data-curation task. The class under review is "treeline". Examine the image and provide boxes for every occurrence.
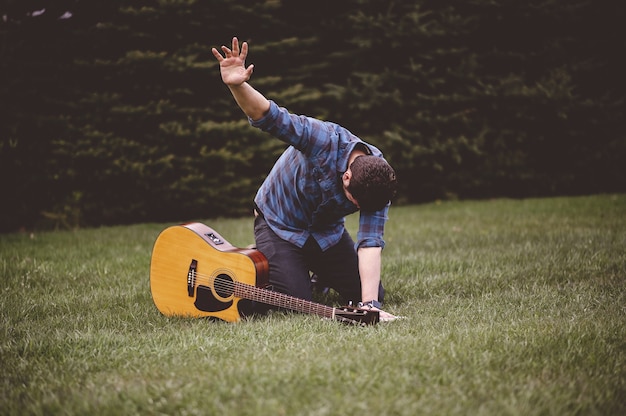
[1,0,624,231]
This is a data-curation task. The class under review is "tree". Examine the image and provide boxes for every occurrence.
[1,0,623,231]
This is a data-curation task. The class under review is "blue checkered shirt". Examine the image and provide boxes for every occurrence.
[252,101,390,252]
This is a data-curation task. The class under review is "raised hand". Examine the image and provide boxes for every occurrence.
[211,37,254,86]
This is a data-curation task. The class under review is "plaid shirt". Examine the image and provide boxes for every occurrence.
[252,101,389,252]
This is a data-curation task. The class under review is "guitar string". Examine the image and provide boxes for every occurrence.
[186,270,334,315]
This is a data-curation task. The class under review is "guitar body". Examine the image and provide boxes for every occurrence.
[150,222,379,325]
[149,223,269,322]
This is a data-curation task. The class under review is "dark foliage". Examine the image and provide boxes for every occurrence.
[1,0,624,231]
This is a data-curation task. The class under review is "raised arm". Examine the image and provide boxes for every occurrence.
[211,37,270,121]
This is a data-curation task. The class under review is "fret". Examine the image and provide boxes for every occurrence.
[234,280,334,319]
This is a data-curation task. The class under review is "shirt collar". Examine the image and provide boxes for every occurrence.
[339,139,372,173]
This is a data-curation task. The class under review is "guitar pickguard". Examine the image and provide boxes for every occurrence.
[194,285,233,312]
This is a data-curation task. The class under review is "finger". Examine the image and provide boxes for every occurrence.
[232,37,239,56]
[245,64,254,77]
[221,45,232,58]
[211,47,223,62]
[240,41,248,61]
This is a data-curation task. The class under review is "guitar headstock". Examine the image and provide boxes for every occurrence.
[334,306,380,326]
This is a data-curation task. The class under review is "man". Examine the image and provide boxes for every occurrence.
[211,37,398,321]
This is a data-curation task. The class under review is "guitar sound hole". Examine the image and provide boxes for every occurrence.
[214,273,235,298]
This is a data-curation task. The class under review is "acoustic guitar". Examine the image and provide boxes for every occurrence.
[149,223,379,326]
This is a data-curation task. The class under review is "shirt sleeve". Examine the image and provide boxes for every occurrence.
[356,203,389,250]
[249,100,328,156]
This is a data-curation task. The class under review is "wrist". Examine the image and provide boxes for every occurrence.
[227,81,247,89]
[358,300,382,309]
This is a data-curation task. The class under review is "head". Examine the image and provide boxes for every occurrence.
[343,155,398,212]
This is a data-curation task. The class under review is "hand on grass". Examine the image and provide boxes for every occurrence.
[376,308,400,322]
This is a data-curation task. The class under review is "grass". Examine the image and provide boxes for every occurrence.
[1,194,625,415]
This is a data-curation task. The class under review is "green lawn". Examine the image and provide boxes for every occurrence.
[2,195,625,415]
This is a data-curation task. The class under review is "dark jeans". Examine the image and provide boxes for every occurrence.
[253,215,364,306]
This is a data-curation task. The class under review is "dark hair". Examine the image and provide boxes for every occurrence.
[347,155,398,212]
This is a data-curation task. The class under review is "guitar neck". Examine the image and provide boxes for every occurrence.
[234,281,335,319]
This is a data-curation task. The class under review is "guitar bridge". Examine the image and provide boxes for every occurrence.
[187,259,198,297]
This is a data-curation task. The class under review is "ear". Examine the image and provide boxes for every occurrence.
[342,170,351,187]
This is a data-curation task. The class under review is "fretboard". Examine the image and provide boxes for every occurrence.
[234,281,335,319]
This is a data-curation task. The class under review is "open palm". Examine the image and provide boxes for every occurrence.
[211,37,254,86]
